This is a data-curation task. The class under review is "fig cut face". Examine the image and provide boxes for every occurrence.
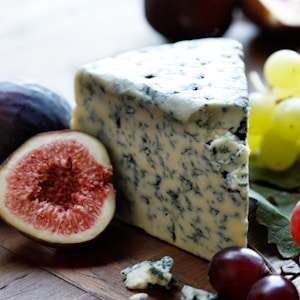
[0,130,116,246]
[241,0,300,33]
[259,0,300,27]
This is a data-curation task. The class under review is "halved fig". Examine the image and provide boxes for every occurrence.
[240,0,300,35]
[0,130,116,247]
[0,80,71,164]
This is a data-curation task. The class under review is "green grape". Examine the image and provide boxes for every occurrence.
[263,49,300,89]
[248,71,268,93]
[248,134,262,155]
[260,128,298,171]
[272,87,294,101]
[248,91,275,135]
[294,86,300,97]
[273,97,300,141]
[297,140,300,154]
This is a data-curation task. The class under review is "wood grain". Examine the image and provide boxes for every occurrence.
[0,246,97,300]
[0,218,213,299]
[1,204,300,299]
[0,1,300,299]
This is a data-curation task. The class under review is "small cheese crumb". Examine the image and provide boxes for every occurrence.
[128,293,148,300]
[181,285,217,300]
[121,256,174,289]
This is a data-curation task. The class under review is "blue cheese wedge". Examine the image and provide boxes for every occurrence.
[121,256,174,289]
[181,285,217,300]
[72,38,249,260]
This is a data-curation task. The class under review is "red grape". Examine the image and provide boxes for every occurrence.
[290,201,300,247]
[247,275,299,300]
[208,247,265,300]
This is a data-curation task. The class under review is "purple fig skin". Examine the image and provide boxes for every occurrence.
[0,80,71,163]
[144,0,237,41]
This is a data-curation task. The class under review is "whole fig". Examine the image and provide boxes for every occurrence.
[0,80,71,163]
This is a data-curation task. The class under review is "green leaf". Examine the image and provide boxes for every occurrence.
[249,186,300,258]
[250,155,300,190]
[251,183,300,217]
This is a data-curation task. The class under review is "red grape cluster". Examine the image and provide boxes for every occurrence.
[208,247,299,300]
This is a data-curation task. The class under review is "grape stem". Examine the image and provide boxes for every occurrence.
[248,245,276,274]
[248,71,268,93]
[280,267,300,281]
[249,245,300,281]
[278,253,300,281]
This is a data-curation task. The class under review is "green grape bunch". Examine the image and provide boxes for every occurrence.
[248,49,300,172]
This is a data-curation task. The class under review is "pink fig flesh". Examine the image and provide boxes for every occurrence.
[0,130,116,247]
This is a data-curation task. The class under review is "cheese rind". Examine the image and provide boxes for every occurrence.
[72,38,249,260]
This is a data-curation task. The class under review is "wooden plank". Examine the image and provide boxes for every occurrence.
[1,207,299,300]
[0,246,98,300]
[0,219,212,299]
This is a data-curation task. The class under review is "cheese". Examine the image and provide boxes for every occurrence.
[181,285,217,300]
[128,293,148,300]
[72,38,249,260]
[121,256,174,289]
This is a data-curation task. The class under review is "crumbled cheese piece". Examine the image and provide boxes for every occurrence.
[128,293,148,300]
[181,285,217,300]
[121,256,174,289]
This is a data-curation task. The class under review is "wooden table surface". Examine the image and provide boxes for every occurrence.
[1,1,300,299]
